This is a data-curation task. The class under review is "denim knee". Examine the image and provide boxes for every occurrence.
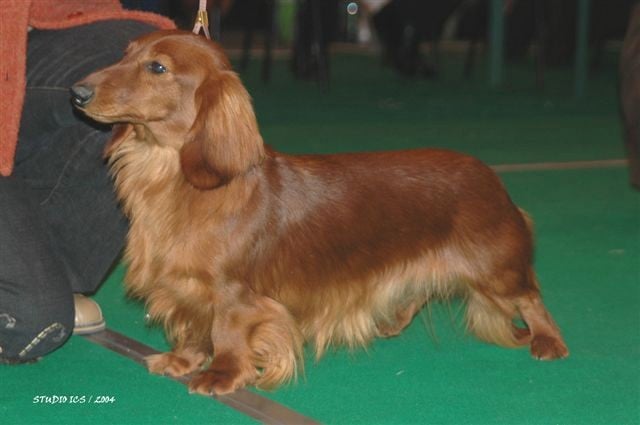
[0,298,74,363]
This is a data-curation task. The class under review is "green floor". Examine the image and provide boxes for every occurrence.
[3,52,639,424]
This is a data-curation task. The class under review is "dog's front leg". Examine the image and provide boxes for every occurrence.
[189,284,303,395]
[145,311,213,378]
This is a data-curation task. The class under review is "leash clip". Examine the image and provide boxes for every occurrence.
[193,0,211,39]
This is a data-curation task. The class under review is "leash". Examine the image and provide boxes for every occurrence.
[192,0,211,39]
[83,328,320,425]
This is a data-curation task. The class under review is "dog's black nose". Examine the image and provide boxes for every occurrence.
[70,84,94,107]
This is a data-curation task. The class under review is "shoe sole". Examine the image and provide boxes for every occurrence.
[73,321,106,336]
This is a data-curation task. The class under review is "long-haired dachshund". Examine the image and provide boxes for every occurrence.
[71,30,568,395]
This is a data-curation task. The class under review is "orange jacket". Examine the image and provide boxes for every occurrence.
[0,0,175,176]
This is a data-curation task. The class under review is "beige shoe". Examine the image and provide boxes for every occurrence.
[73,294,106,335]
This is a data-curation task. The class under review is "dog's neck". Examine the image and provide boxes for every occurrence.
[138,120,190,150]
[108,123,184,203]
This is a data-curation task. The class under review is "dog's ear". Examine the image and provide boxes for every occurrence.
[180,72,264,190]
[104,123,134,158]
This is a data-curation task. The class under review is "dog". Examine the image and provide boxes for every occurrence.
[71,30,568,395]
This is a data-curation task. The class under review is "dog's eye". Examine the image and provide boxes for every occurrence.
[147,61,167,74]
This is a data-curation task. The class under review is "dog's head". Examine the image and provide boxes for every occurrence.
[72,30,264,189]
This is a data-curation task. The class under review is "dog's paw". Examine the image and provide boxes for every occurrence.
[188,353,257,395]
[530,335,569,360]
[189,370,240,395]
[145,351,206,377]
[188,368,257,395]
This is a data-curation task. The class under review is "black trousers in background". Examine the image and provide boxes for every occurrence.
[0,21,156,363]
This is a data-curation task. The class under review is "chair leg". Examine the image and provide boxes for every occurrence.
[534,0,546,89]
[463,40,477,78]
[309,0,328,87]
[211,7,222,41]
[262,0,276,82]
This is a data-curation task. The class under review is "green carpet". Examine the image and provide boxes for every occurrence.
[2,51,638,424]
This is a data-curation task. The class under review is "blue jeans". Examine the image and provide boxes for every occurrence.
[0,21,157,362]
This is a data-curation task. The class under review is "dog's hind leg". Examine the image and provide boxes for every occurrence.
[376,297,427,338]
[462,206,568,359]
[513,273,569,360]
[465,265,568,360]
